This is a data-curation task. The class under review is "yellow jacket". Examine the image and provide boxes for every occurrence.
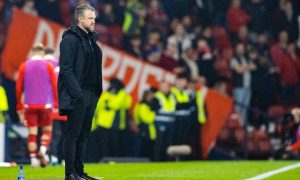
[134,103,156,140]
[0,85,8,123]
[94,89,132,130]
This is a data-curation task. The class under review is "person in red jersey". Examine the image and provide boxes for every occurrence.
[16,43,58,168]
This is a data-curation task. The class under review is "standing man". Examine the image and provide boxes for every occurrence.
[58,4,102,180]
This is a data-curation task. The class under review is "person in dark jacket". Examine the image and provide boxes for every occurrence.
[58,4,102,180]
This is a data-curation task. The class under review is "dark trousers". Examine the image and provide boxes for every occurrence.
[140,137,155,161]
[63,89,99,176]
[173,115,192,145]
[153,122,174,161]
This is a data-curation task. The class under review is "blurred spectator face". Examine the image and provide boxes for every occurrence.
[249,50,258,60]
[146,52,160,63]
[170,18,180,31]
[284,1,293,12]
[182,16,192,30]
[291,108,300,124]
[202,27,212,39]
[184,47,195,59]
[148,31,161,45]
[238,26,248,39]
[145,91,154,102]
[104,3,113,15]
[213,81,227,95]
[139,7,147,17]
[197,39,209,53]
[160,81,170,94]
[176,78,188,89]
[130,37,141,47]
[175,24,185,37]
[278,31,288,44]
[256,33,267,45]
[195,76,207,86]
[258,55,268,65]
[150,0,159,10]
[287,43,296,54]
[231,0,241,8]
[166,43,178,55]
[235,43,245,56]
[24,0,35,8]
[279,0,286,10]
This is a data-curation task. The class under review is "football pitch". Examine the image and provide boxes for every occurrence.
[0,161,300,180]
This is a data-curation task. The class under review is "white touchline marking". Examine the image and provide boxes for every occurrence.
[246,162,300,180]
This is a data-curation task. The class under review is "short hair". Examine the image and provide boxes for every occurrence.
[32,43,45,53]
[45,48,54,55]
[74,4,95,23]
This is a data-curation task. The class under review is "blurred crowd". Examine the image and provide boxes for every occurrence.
[1,0,300,163]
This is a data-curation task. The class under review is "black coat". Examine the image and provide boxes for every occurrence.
[58,25,102,115]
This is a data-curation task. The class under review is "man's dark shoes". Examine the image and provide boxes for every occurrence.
[79,173,99,180]
[65,173,84,180]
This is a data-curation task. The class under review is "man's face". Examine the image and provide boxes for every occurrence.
[176,78,188,89]
[79,10,96,32]
[236,44,245,55]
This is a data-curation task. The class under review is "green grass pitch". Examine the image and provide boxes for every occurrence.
[0,161,299,179]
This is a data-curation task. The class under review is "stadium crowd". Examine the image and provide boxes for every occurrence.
[1,0,300,166]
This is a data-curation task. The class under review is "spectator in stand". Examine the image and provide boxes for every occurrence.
[271,31,289,66]
[271,31,299,106]
[251,50,278,112]
[96,3,117,25]
[22,0,38,16]
[226,0,251,35]
[178,46,199,81]
[250,47,278,128]
[126,34,143,59]
[145,0,168,36]
[181,15,193,34]
[143,30,163,60]
[230,43,256,124]
[158,42,185,74]
[167,23,193,61]
[233,26,251,47]
[122,0,146,43]
[273,0,299,42]
[196,38,216,87]
[287,42,300,73]
[254,33,270,57]
[200,26,216,52]
[246,0,269,34]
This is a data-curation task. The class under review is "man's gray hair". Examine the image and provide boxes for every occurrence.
[74,4,95,23]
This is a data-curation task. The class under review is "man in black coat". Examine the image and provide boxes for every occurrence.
[58,4,102,180]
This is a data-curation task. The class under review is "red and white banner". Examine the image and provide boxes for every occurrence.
[1,9,233,158]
